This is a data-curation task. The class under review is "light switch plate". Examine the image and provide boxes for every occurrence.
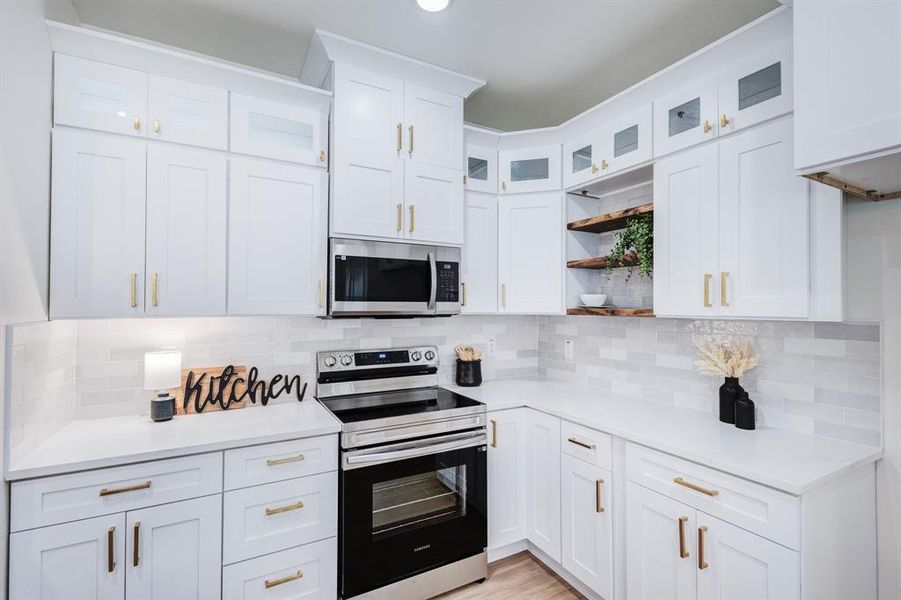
[564,339,574,361]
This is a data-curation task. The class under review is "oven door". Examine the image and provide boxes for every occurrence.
[340,431,487,598]
[330,238,437,317]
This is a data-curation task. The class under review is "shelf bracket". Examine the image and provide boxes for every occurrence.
[803,171,901,202]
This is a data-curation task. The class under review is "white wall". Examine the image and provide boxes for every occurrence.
[845,197,901,600]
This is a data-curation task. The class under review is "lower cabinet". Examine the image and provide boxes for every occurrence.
[561,454,613,600]
[525,410,562,561]
[487,408,528,550]
[222,537,338,600]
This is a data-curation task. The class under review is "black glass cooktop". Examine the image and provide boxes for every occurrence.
[319,387,483,425]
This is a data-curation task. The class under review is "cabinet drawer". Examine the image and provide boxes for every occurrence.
[223,472,338,565]
[561,421,612,470]
[222,537,338,600]
[224,435,338,491]
[11,453,223,532]
[625,443,799,549]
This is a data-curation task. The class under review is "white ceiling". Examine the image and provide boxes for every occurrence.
[69,0,779,131]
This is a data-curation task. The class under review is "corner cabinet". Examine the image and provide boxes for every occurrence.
[525,411,562,562]
[465,144,498,194]
[487,409,528,551]
[499,146,561,194]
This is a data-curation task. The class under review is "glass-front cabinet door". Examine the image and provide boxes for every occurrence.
[499,145,561,194]
[606,103,653,174]
[563,128,602,189]
[230,93,327,166]
[464,144,497,194]
[147,75,228,150]
[653,80,718,157]
[717,38,792,134]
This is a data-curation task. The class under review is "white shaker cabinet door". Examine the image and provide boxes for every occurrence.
[717,38,792,135]
[147,75,228,150]
[405,83,463,170]
[653,79,718,157]
[696,514,800,600]
[561,455,613,599]
[718,118,809,319]
[626,483,697,600]
[465,144,498,194]
[331,148,405,239]
[404,162,464,244]
[230,93,327,166]
[525,410,561,562]
[333,63,405,160]
[606,103,653,175]
[50,129,147,318]
[222,537,338,600]
[499,146,561,194]
[652,144,719,317]
[462,193,498,313]
[10,513,126,600]
[126,495,222,600]
[146,145,227,316]
[563,127,602,189]
[228,157,327,315]
[487,409,528,550]
[54,53,147,137]
[498,192,563,314]
[794,0,901,170]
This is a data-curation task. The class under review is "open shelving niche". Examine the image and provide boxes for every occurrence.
[565,163,655,317]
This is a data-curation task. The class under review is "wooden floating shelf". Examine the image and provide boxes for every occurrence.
[568,203,654,234]
[567,307,655,317]
[567,253,639,269]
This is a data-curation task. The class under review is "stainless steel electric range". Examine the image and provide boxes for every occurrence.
[317,346,488,600]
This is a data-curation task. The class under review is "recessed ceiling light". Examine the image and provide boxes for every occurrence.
[417,0,451,12]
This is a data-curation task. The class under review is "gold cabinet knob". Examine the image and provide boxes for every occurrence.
[591,163,598,174]
[720,114,730,128]
[319,149,326,162]
[703,120,712,134]
[133,116,141,131]
[152,119,161,134]
[601,159,609,170]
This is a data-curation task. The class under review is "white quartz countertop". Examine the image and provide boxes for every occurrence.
[6,400,341,481]
[447,379,882,495]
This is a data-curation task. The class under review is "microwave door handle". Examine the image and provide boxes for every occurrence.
[344,433,487,469]
[428,251,437,310]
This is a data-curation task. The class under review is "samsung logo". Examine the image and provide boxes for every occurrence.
[413,544,431,552]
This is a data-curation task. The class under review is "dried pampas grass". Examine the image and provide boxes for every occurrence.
[694,338,759,378]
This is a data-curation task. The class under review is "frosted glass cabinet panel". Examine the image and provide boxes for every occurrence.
[654,80,718,157]
[563,128,602,188]
[499,145,561,194]
[607,104,653,173]
[464,144,497,194]
[230,94,327,166]
[148,75,228,149]
[718,39,792,134]
[54,53,148,136]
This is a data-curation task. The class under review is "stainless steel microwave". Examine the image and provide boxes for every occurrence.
[328,238,461,317]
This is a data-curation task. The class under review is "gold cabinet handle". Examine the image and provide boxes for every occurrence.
[703,274,712,308]
[267,454,305,467]
[674,476,719,497]
[463,174,468,185]
[318,279,325,309]
[490,419,497,447]
[720,114,730,128]
[108,526,116,573]
[501,181,507,191]
[133,521,140,567]
[461,282,467,307]
[396,203,402,232]
[396,122,403,152]
[720,271,729,307]
[703,120,712,134]
[100,481,151,497]
[500,283,506,308]
[319,149,326,162]
[601,159,609,170]
[409,204,415,233]
[408,125,414,156]
[698,525,709,569]
[591,163,598,174]
[567,437,596,450]
[133,116,141,131]
[151,273,159,307]
[265,500,304,516]
[152,119,160,134]
[265,570,303,589]
[678,516,689,558]
[130,273,138,308]
[595,479,605,513]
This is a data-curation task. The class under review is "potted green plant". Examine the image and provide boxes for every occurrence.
[606,213,653,280]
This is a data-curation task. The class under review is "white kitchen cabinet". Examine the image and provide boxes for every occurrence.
[10,513,126,600]
[653,80,718,157]
[794,0,901,170]
[405,83,463,170]
[626,482,697,600]
[498,192,563,314]
[126,495,222,600]
[487,409,528,551]
[652,144,719,318]
[230,93,328,166]
[147,75,228,150]
[404,162,464,244]
[607,103,653,174]
[717,39,792,135]
[462,193,498,313]
[331,148,405,239]
[146,144,227,316]
[465,144,497,194]
[561,454,613,599]
[563,127,603,189]
[696,514,799,600]
[228,157,327,315]
[333,64,405,160]
[718,118,809,318]
[54,53,147,137]
[222,538,338,600]
[50,128,147,318]
[526,411,561,562]
[499,145,561,194]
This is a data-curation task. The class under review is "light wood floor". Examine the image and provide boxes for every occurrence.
[436,552,586,599]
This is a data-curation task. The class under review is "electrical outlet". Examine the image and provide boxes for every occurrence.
[564,339,574,361]
[487,338,496,356]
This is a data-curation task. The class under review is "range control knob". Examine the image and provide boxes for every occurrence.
[410,350,422,361]
[323,355,337,368]
[340,354,353,366]
[424,350,436,361]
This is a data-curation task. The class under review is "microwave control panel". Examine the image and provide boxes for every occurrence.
[436,261,459,303]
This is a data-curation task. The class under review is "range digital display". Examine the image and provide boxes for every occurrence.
[354,350,411,366]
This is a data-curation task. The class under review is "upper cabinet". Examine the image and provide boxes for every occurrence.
[230,93,328,166]
[464,143,497,194]
[499,145,561,194]
[404,83,464,170]
[563,127,602,189]
[462,193,498,313]
[148,75,228,150]
[653,80,719,156]
[717,39,792,135]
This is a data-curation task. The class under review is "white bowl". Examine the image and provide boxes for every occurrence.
[580,294,608,307]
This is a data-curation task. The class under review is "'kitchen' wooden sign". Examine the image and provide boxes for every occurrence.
[170,365,307,415]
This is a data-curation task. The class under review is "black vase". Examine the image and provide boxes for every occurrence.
[456,359,482,387]
[719,377,742,424]
[735,391,756,430]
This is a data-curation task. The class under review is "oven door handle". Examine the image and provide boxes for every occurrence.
[427,251,437,311]
[344,432,486,470]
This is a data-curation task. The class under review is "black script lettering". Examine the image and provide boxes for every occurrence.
[183,371,208,413]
